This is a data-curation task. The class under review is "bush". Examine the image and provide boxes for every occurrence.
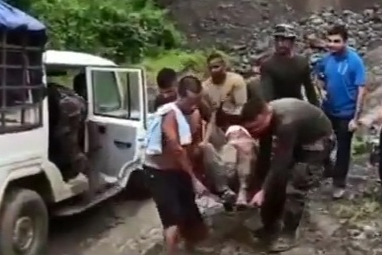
[139,50,207,81]
[140,49,235,82]
[8,0,183,63]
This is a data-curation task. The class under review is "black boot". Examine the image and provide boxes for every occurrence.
[250,222,281,243]
[267,229,299,253]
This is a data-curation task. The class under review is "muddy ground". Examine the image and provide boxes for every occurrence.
[48,197,162,255]
[48,159,382,255]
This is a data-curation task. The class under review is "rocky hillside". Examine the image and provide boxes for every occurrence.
[163,0,380,47]
[163,0,382,116]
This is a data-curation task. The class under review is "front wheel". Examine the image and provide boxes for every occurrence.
[0,188,49,255]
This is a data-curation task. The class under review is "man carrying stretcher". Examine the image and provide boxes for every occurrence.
[241,92,333,252]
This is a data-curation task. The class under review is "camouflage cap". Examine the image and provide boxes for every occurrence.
[273,23,297,39]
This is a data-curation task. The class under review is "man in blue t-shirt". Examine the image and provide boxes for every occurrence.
[315,24,367,199]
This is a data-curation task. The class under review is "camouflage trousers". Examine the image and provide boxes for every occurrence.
[260,137,332,233]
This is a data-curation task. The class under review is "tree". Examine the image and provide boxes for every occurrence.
[7,0,183,63]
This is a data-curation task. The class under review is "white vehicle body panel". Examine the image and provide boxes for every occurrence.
[0,51,149,205]
[44,50,117,67]
[85,67,147,187]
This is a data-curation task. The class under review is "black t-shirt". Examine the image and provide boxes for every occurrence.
[260,54,319,106]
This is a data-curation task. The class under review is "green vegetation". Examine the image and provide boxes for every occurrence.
[8,0,213,78]
[139,49,234,81]
[140,50,207,75]
[10,0,182,62]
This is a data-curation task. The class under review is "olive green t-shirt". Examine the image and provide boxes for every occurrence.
[260,54,319,106]
[257,98,332,190]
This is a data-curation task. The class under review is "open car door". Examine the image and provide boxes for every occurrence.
[85,67,147,187]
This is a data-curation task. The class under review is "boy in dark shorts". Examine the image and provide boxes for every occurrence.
[143,76,209,254]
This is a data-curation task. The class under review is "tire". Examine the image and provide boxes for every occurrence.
[0,188,48,255]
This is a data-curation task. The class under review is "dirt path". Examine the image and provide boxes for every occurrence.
[48,197,161,255]
[48,161,382,255]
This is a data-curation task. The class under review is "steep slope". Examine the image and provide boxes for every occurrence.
[163,0,380,47]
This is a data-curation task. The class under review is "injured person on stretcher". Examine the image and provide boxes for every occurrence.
[199,123,257,208]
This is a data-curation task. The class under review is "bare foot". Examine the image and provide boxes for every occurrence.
[236,188,248,208]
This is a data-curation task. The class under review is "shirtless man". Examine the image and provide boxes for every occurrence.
[241,94,332,252]
[143,76,209,254]
[259,23,319,106]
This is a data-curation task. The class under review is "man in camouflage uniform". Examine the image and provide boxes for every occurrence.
[241,94,332,252]
[47,83,89,182]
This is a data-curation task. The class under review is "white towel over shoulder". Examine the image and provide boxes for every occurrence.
[145,102,192,155]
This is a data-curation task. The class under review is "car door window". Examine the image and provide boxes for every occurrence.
[91,70,122,116]
[120,71,143,120]
[86,67,146,122]
[128,72,141,120]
